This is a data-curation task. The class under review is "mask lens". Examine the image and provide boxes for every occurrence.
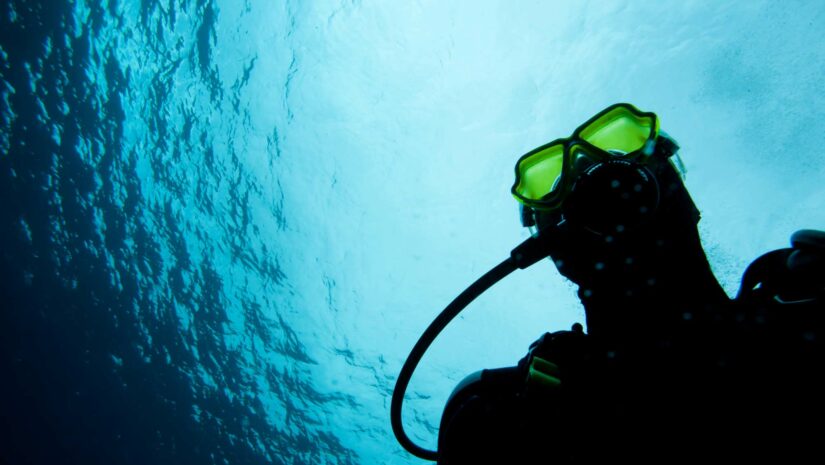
[575,105,657,155]
[513,140,566,205]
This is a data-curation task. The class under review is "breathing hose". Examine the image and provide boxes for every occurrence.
[390,236,549,460]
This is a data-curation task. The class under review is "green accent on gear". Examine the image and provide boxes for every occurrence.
[528,356,562,389]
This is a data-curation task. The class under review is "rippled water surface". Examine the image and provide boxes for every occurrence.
[2,1,824,464]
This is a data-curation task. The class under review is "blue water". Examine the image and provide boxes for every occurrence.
[1,1,823,464]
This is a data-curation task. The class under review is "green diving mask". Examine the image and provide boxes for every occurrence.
[512,103,664,212]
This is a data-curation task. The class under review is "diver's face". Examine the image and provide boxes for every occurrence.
[532,160,700,291]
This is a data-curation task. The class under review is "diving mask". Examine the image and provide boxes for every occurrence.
[512,103,683,235]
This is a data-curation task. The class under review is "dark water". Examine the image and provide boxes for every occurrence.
[1,1,355,464]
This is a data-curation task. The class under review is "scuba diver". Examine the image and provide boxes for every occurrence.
[390,103,824,464]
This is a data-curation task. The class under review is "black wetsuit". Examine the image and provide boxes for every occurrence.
[437,228,824,464]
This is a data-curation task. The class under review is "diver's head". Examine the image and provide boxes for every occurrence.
[519,131,698,283]
[511,104,721,336]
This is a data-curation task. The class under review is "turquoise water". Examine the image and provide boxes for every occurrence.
[1,1,823,464]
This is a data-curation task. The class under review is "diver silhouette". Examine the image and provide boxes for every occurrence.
[391,104,825,464]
